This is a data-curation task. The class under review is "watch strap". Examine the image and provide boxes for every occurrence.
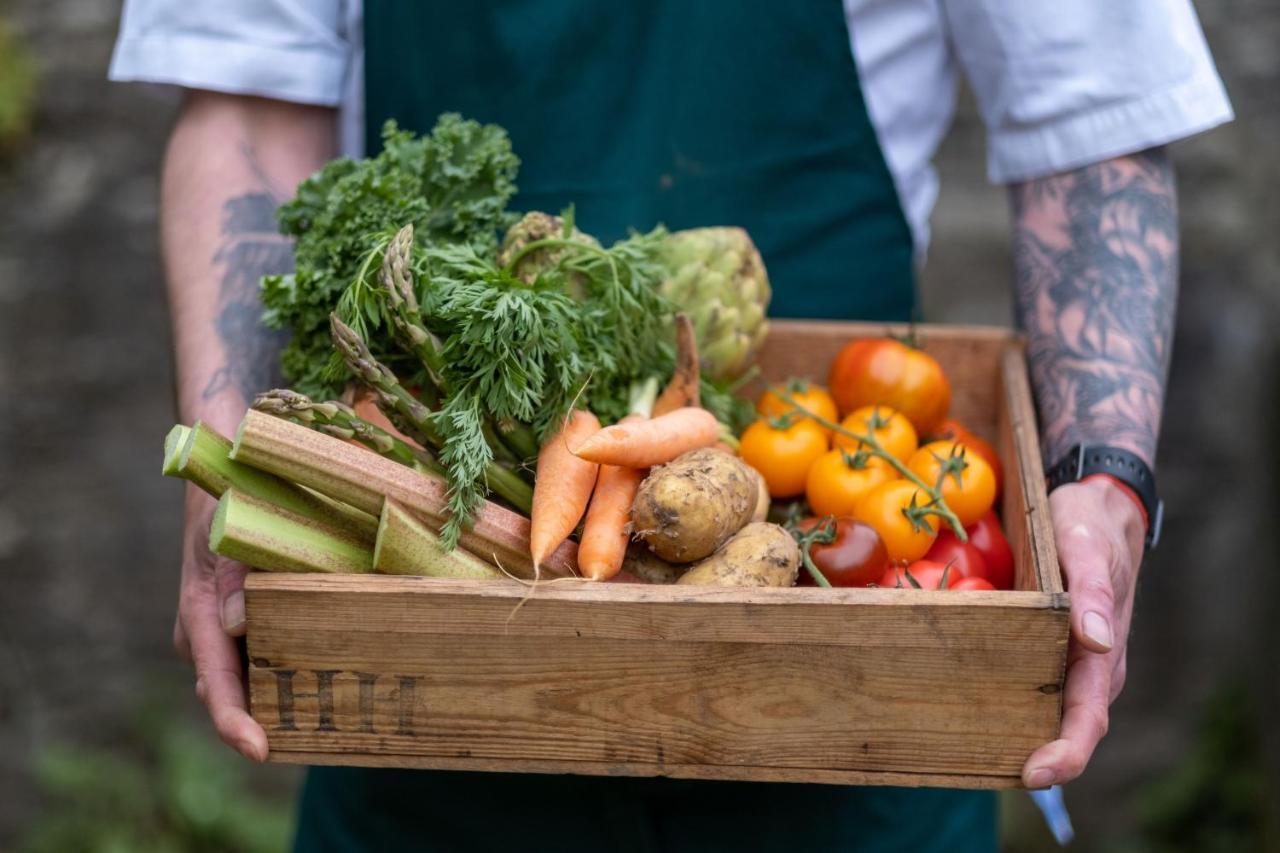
[1045,444,1163,550]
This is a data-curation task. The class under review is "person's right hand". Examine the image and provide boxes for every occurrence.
[175,485,268,761]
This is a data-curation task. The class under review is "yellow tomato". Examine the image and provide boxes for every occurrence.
[906,440,997,527]
[756,380,839,435]
[833,404,918,463]
[853,480,939,562]
[805,449,897,517]
[739,418,829,498]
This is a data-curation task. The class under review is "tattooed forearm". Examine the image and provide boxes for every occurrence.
[1011,148,1178,466]
[201,146,292,403]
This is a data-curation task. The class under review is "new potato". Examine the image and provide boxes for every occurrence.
[676,522,800,588]
[632,448,759,563]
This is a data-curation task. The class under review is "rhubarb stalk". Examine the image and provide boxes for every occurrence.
[163,420,377,543]
[374,499,504,579]
[230,410,576,579]
[210,488,374,574]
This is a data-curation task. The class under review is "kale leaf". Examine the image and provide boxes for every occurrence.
[261,115,520,397]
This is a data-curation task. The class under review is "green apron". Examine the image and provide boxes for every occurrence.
[295,2,994,850]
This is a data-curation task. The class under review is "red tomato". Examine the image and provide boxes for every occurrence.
[951,576,996,591]
[966,511,1015,590]
[828,339,951,435]
[925,530,988,581]
[878,559,956,590]
[796,517,890,587]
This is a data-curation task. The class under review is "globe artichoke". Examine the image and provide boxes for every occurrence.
[497,211,600,295]
[658,227,771,381]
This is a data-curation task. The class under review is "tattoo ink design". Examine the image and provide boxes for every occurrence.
[201,146,292,404]
[1011,149,1178,466]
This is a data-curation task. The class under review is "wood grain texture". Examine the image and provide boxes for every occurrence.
[999,346,1064,594]
[245,321,1070,787]
[247,575,1067,783]
[263,751,1029,790]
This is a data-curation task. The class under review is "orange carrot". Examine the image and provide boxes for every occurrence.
[653,314,700,416]
[577,415,647,581]
[571,407,719,467]
[529,409,601,569]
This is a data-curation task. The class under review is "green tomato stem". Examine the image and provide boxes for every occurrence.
[800,543,833,588]
[774,391,968,541]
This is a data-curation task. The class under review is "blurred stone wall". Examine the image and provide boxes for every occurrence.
[0,0,1274,849]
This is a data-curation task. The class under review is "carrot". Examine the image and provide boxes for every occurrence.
[653,313,700,416]
[529,409,601,569]
[577,415,647,581]
[571,407,719,467]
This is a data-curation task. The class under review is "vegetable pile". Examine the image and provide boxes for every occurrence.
[744,338,1016,591]
[161,112,1015,592]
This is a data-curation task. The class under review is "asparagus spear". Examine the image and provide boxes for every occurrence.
[252,388,443,476]
[379,225,538,461]
[380,223,446,399]
[329,313,534,513]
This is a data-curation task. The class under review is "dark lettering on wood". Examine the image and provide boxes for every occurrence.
[264,668,422,736]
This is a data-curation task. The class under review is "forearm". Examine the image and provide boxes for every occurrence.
[1010,148,1179,468]
[161,92,335,434]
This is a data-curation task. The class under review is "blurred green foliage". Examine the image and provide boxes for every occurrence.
[1002,680,1277,852]
[0,17,37,153]
[19,703,294,853]
[1113,682,1277,853]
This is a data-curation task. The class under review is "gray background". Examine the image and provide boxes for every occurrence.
[1,1,1275,849]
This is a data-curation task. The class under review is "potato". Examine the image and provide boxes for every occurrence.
[676,522,800,587]
[750,467,770,523]
[632,448,759,563]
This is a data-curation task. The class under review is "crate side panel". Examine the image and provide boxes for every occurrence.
[248,619,1066,779]
[999,346,1063,594]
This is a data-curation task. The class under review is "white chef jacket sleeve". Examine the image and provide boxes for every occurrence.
[108,0,354,107]
[942,1,1233,183]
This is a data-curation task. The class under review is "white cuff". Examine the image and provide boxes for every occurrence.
[109,33,348,107]
[987,70,1233,184]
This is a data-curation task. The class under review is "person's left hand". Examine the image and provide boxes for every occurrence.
[1022,476,1146,788]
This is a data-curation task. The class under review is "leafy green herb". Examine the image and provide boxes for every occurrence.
[399,230,676,543]
[262,114,759,540]
[262,115,520,397]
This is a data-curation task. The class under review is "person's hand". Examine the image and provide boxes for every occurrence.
[174,485,268,761]
[1022,476,1146,788]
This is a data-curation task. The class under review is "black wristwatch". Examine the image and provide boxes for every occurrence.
[1044,444,1163,550]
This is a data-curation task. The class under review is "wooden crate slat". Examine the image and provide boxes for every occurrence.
[247,632,1064,779]
[263,752,1028,790]
[246,574,1065,647]
[999,345,1064,594]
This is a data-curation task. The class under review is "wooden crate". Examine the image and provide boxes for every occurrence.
[244,320,1068,789]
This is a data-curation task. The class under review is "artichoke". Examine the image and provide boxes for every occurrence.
[497,211,600,295]
[658,227,771,381]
